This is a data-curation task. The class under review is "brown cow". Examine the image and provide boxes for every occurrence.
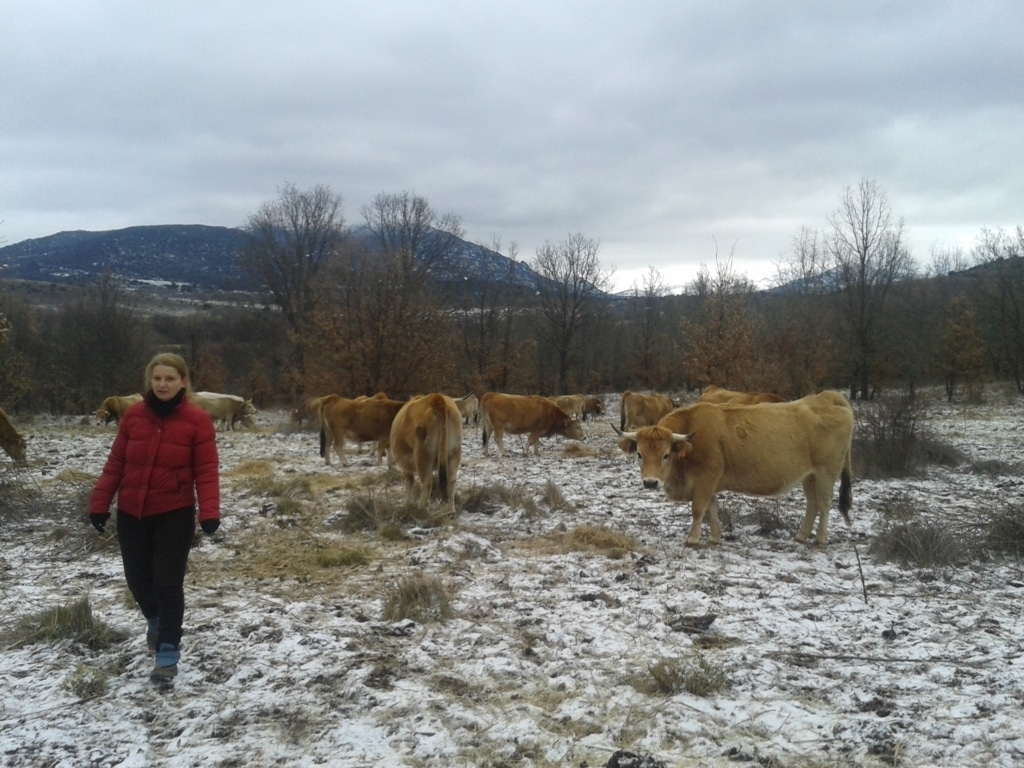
[582,396,605,421]
[318,394,405,466]
[94,394,143,425]
[390,393,462,513]
[292,392,386,430]
[480,392,585,458]
[619,390,675,431]
[615,391,853,547]
[0,406,27,464]
[699,385,785,405]
[548,394,585,421]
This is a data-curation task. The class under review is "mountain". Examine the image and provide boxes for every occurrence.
[0,224,547,296]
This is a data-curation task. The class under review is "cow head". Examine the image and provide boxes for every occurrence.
[613,424,693,491]
[2,433,27,464]
[563,416,586,441]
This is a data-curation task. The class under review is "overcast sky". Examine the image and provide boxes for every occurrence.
[3,1,1022,292]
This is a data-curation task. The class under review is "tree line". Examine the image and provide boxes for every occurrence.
[1,179,1021,415]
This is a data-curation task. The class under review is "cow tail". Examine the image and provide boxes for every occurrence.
[839,445,853,524]
[436,400,449,499]
[317,397,332,459]
[481,407,490,450]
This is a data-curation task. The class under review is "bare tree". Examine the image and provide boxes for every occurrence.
[681,254,761,390]
[238,183,345,395]
[627,267,672,388]
[308,192,465,398]
[826,178,915,399]
[239,182,345,336]
[532,232,612,393]
[970,226,1024,392]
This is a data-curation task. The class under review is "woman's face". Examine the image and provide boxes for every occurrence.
[150,365,186,401]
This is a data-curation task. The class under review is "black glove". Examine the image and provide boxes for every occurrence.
[200,519,220,535]
[90,513,110,534]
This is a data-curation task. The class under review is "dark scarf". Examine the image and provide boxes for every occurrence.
[145,388,186,419]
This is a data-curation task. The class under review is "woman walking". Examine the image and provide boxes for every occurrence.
[89,352,220,682]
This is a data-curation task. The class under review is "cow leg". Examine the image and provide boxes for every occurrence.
[526,432,541,456]
[796,475,828,544]
[706,497,724,545]
[686,488,716,547]
[493,430,508,458]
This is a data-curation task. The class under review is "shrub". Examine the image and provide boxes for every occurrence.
[983,502,1024,557]
[855,395,932,478]
[868,494,971,568]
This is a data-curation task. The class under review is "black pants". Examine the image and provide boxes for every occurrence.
[116,506,195,649]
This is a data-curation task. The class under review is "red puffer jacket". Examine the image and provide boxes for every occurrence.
[89,397,220,523]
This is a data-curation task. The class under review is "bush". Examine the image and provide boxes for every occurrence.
[867,494,971,568]
[855,395,933,478]
[984,502,1024,557]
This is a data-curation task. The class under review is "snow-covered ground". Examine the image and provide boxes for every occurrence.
[1,392,1023,768]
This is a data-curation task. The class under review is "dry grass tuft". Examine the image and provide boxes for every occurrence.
[513,524,641,560]
[631,653,728,697]
[2,596,127,651]
[382,573,453,623]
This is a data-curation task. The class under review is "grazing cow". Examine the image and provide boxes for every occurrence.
[193,392,257,430]
[454,393,480,426]
[0,406,27,464]
[699,385,785,405]
[582,396,606,421]
[548,394,585,422]
[619,390,675,431]
[615,391,853,547]
[318,394,405,466]
[389,393,462,513]
[292,393,385,430]
[94,393,143,425]
[480,392,585,458]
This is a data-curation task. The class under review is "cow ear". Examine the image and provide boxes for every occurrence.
[670,432,694,456]
[617,437,636,455]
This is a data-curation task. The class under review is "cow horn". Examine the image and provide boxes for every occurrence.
[611,424,637,440]
[671,432,693,443]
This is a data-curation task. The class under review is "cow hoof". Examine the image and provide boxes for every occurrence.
[684,540,702,549]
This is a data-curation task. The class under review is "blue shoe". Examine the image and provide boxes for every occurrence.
[151,643,180,682]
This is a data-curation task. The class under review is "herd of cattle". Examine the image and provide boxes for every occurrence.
[0,385,855,547]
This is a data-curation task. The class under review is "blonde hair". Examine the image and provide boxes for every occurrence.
[144,352,194,396]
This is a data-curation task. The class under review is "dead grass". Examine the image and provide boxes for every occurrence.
[2,595,127,651]
[382,573,453,623]
[511,524,641,560]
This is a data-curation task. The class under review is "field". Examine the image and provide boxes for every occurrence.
[1,390,1023,768]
